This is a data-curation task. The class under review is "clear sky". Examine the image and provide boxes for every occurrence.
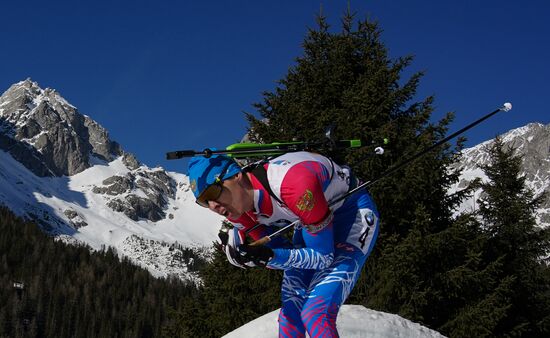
[1,0,548,173]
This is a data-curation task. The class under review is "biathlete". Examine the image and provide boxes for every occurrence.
[188,151,379,338]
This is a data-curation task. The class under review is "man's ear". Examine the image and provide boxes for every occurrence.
[236,171,252,188]
[231,172,243,184]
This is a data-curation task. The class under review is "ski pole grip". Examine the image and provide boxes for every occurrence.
[166,150,197,160]
[249,236,271,247]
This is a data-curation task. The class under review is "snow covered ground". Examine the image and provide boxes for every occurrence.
[223,305,446,338]
[0,149,223,280]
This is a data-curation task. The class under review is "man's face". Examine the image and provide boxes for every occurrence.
[207,173,251,219]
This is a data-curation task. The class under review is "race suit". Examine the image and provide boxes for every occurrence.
[228,151,379,338]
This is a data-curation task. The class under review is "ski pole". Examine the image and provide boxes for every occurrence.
[250,102,512,246]
[332,102,512,205]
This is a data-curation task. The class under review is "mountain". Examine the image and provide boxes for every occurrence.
[0,79,122,177]
[1,79,548,283]
[451,122,550,227]
[222,305,446,338]
[0,79,223,282]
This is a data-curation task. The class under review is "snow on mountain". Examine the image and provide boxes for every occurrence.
[0,147,223,281]
[450,122,550,227]
[0,80,224,282]
[223,305,446,338]
[1,78,548,284]
[0,79,122,177]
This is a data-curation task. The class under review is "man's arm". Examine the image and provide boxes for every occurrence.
[229,212,290,249]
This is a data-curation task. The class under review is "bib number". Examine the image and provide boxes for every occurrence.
[347,208,378,254]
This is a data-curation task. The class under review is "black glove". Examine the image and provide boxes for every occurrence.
[237,244,274,267]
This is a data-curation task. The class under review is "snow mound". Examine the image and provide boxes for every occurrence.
[222,304,446,338]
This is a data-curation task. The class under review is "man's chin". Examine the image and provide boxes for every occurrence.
[227,210,243,220]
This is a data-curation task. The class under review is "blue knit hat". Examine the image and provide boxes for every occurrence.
[187,154,242,198]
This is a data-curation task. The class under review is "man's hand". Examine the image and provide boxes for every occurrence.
[219,227,258,269]
[237,244,274,267]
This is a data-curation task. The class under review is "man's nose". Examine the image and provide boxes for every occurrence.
[208,200,223,214]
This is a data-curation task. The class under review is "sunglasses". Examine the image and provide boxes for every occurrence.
[195,161,233,208]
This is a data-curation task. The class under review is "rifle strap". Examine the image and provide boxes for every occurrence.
[249,164,285,206]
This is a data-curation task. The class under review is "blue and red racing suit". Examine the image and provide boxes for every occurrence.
[228,151,379,338]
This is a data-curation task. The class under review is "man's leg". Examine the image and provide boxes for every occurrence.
[279,268,314,338]
[301,248,369,338]
[283,192,379,337]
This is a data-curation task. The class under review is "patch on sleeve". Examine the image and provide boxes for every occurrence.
[305,212,333,233]
[296,189,315,211]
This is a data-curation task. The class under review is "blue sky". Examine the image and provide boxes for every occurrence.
[1,1,548,173]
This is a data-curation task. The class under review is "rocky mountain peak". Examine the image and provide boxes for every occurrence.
[452,122,550,226]
[0,79,123,176]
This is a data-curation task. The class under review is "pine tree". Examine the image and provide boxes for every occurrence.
[473,137,550,336]
[247,9,462,328]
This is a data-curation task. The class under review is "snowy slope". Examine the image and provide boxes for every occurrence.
[223,305,446,338]
[0,79,229,282]
[0,148,223,282]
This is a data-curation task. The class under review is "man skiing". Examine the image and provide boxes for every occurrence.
[188,151,379,337]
